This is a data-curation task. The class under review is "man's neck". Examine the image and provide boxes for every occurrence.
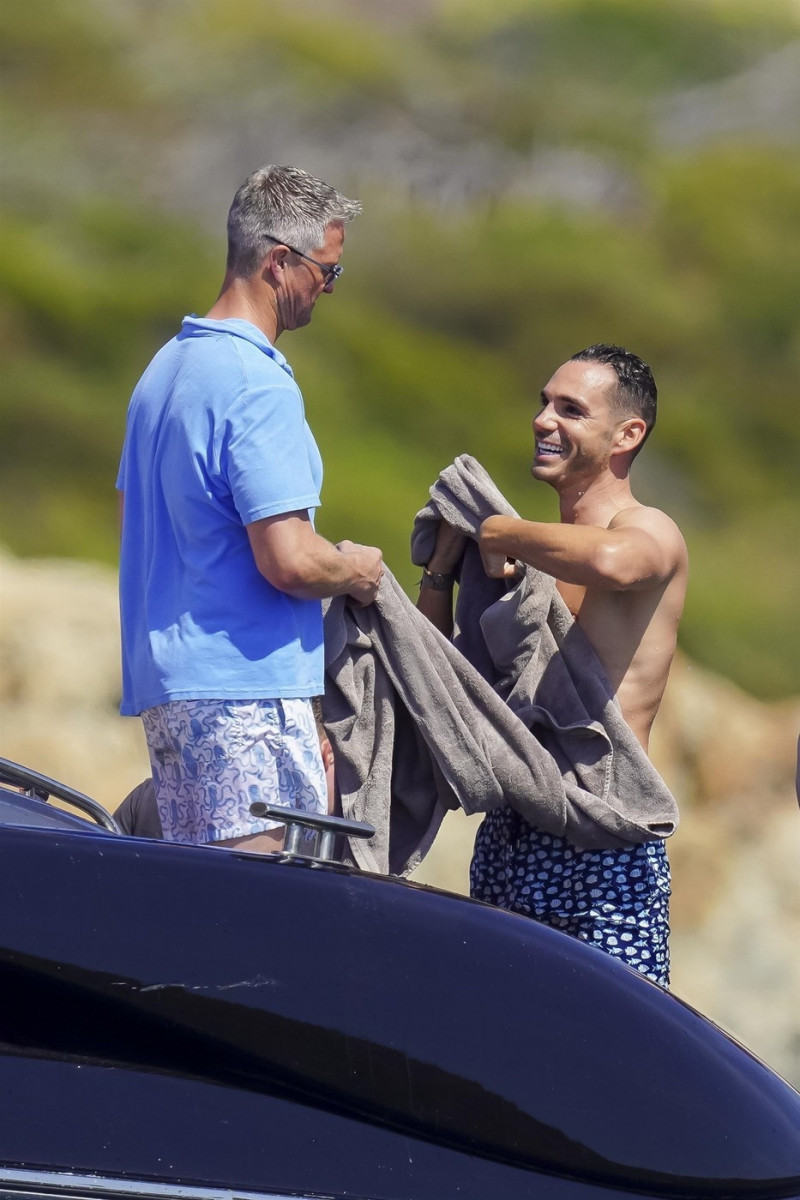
[557,470,637,527]
[206,274,280,343]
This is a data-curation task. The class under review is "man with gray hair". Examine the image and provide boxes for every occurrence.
[118,165,382,853]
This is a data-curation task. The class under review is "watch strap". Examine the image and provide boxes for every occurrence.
[419,567,455,591]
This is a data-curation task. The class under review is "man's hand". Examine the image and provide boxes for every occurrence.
[426,520,466,574]
[336,540,383,606]
[479,517,520,579]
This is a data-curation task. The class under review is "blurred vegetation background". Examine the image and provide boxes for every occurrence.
[1,0,798,699]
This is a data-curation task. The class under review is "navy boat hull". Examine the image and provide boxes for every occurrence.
[1,792,799,1199]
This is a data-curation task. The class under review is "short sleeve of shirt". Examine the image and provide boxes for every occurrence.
[221,379,322,526]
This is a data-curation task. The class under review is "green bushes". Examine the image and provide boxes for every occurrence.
[1,0,797,697]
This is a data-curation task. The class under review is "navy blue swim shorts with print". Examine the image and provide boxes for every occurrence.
[470,807,671,987]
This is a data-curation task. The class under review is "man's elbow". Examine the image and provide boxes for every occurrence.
[593,544,656,590]
[255,554,319,598]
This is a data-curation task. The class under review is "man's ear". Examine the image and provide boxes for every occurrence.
[319,736,335,772]
[612,416,647,455]
[261,244,287,283]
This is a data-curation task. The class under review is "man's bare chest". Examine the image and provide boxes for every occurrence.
[556,580,586,621]
[555,581,643,678]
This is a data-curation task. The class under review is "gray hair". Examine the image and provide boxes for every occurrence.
[226,164,362,277]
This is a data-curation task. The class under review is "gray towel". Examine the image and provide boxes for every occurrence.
[324,456,678,876]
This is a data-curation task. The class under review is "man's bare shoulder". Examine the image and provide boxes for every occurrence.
[603,502,688,589]
[609,503,687,555]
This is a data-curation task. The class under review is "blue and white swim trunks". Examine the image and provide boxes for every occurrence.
[470,807,671,986]
[142,697,327,845]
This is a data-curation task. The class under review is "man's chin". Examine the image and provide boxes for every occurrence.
[530,459,561,481]
[284,307,314,332]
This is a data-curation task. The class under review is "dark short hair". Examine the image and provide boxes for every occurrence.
[226,164,361,277]
[570,344,657,453]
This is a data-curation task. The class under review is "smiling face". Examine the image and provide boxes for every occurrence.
[532,360,635,491]
[275,221,345,334]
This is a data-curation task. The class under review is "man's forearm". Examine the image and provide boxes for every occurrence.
[416,573,455,637]
[266,536,380,601]
[414,523,463,638]
[480,515,633,589]
[247,513,382,603]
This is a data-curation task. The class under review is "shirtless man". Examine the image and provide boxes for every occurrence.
[419,344,687,985]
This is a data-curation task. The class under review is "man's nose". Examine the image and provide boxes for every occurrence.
[533,404,555,432]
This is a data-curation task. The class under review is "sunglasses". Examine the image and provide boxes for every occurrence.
[264,234,343,287]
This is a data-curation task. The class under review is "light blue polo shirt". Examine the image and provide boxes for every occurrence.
[117,316,324,715]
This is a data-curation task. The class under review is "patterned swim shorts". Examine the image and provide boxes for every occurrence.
[470,807,671,987]
[141,697,327,845]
